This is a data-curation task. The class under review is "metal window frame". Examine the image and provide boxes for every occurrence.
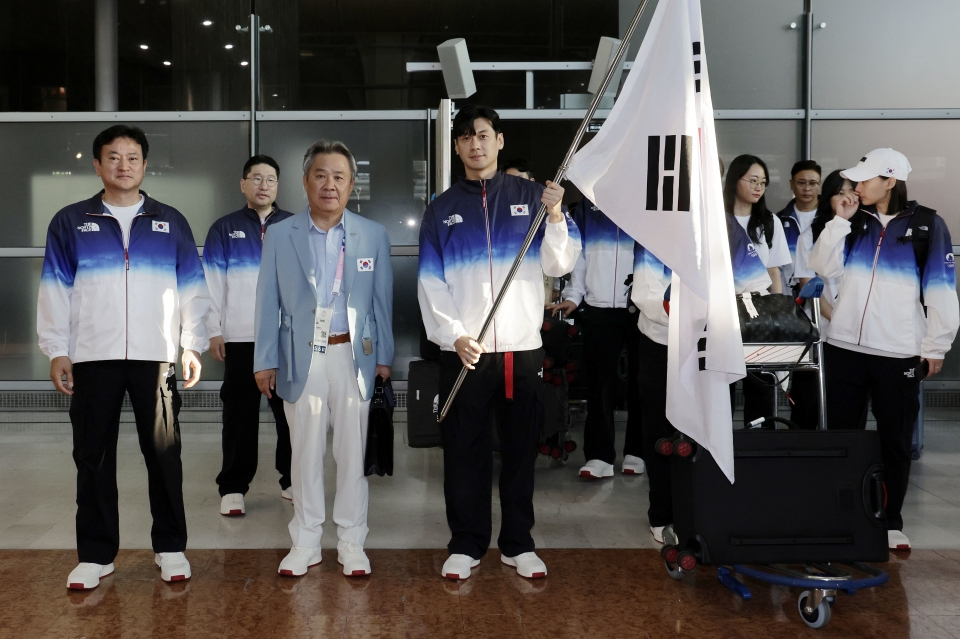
[0,112,250,122]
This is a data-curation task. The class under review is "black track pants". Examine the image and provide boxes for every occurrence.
[439,349,544,559]
[580,306,643,464]
[216,341,291,496]
[637,332,674,527]
[824,343,920,531]
[70,360,187,565]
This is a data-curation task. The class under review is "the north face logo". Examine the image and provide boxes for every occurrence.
[443,214,463,226]
[229,230,246,239]
[78,222,100,232]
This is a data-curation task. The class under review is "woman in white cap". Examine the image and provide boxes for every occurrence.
[808,148,960,551]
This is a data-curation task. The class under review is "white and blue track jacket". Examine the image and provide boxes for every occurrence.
[418,171,582,352]
[562,199,636,308]
[202,205,293,343]
[808,201,959,359]
[631,214,772,345]
[38,191,209,364]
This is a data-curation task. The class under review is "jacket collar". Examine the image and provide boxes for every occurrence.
[84,190,157,217]
[457,170,504,195]
[241,204,287,224]
[861,200,918,224]
[290,208,358,296]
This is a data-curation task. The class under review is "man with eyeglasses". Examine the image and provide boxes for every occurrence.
[776,160,822,429]
[202,155,294,516]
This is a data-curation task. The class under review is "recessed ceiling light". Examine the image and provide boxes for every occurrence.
[202,20,213,26]
[224,44,234,50]
[163,61,171,66]
[272,93,278,97]
[140,44,149,50]
[76,153,82,159]
[240,61,248,66]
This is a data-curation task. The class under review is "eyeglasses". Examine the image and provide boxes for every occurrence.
[246,175,278,187]
[794,180,820,189]
[740,178,768,190]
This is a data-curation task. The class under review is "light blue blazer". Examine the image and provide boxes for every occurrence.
[254,209,394,403]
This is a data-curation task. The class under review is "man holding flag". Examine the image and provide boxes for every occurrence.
[566,0,744,483]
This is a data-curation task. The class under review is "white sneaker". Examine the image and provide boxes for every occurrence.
[278,546,322,577]
[281,487,293,501]
[220,493,245,516]
[579,459,614,480]
[66,562,114,590]
[154,553,191,582]
[337,541,371,577]
[501,552,547,579]
[622,455,646,475]
[441,554,480,580]
[888,530,911,550]
[650,526,665,544]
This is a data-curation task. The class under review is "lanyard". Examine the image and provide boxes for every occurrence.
[328,235,346,304]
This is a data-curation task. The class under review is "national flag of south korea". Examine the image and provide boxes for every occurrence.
[567,0,744,482]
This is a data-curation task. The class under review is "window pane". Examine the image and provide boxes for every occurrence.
[259,120,427,246]
[0,259,45,380]
[391,256,421,381]
[0,121,249,247]
[812,0,960,109]
[715,120,803,213]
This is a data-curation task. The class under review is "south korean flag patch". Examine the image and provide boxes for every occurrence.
[510,204,529,216]
[357,258,374,272]
[152,220,170,233]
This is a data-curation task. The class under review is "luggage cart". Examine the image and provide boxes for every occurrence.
[659,278,890,629]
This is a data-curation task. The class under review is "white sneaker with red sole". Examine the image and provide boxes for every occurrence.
[888,530,911,550]
[155,553,191,582]
[220,493,245,516]
[278,546,322,577]
[501,552,547,579]
[650,526,665,544]
[337,541,371,576]
[281,487,293,501]
[579,459,614,480]
[66,562,114,590]
[622,455,646,475]
[442,554,480,580]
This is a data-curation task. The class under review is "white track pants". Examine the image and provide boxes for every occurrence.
[283,342,370,548]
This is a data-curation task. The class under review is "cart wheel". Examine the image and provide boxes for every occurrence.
[563,440,577,453]
[660,547,684,581]
[539,443,551,456]
[798,591,832,629]
[825,595,836,608]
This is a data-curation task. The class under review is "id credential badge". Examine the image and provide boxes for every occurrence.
[313,236,346,354]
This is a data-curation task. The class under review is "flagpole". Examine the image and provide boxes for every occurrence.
[438,0,653,423]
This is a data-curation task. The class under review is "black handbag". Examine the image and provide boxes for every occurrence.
[364,376,394,477]
[737,292,819,344]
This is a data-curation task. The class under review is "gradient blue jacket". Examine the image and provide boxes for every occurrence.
[631,215,771,345]
[202,205,293,343]
[808,201,959,358]
[562,199,636,308]
[418,171,581,352]
[37,191,209,364]
[776,200,803,291]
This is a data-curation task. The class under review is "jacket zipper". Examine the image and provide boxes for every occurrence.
[481,180,497,350]
[613,227,620,306]
[857,226,886,345]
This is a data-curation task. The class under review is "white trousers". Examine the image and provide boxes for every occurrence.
[283,342,370,548]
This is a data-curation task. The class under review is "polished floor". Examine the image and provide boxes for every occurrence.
[2,547,959,638]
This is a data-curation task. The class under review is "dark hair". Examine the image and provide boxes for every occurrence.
[93,125,149,162]
[243,154,280,179]
[811,170,868,243]
[879,176,909,215]
[791,160,822,178]
[502,157,532,179]
[723,154,773,247]
[452,105,502,140]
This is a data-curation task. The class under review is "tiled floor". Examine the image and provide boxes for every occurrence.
[2,547,959,638]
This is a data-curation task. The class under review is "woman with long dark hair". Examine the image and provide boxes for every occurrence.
[809,148,960,551]
[724,155,792,294]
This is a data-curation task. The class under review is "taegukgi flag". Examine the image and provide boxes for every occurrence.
[566,0,744,482]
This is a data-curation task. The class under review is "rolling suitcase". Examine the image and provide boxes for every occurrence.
[407,359,441,448]
[670,429,889,566]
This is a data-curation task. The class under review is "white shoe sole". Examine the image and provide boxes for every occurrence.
[67,564,115,590]
[579,468,614,480]
[622,467,645,475]
[500,555,547,579]
[279,556,322,577]
[338,557,371,577]
[443,558,480,580]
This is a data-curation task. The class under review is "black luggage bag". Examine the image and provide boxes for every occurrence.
[671,429,889,565]
[407,359,441,448]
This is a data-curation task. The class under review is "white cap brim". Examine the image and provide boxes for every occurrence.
[839,166,878,183]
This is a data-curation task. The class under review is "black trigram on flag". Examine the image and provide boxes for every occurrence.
[693,42,701,93]
[646,135,693,212]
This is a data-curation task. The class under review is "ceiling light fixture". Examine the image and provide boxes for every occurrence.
[202,20,213,26]
[224,44,234,50]
[140,44,149,50]
[163,61,171,66]
[240,61,248,66]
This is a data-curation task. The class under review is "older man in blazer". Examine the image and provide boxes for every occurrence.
[254,139,393,578]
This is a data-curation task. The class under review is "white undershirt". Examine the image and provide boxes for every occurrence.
[104,196,144,248]
[878,213,897,228]
[794,206,817,232]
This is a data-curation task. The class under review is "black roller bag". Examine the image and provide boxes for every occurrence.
[407,359,441,448]
[671,429,889,565]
